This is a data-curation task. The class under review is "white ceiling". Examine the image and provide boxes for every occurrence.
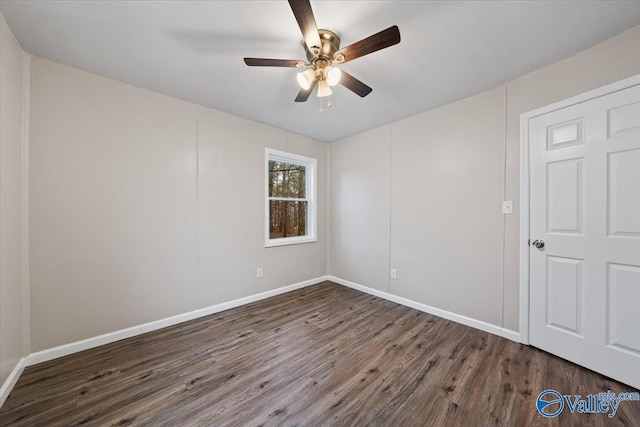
[2,1,640,142]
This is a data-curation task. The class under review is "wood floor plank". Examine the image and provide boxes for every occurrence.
[1,281,638,426]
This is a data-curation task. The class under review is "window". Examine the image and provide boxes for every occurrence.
[265,148,317,247]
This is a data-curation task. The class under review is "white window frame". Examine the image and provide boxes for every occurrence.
[265,148,317,247]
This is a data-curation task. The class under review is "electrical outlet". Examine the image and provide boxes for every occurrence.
[390,269,397,280]
[502,200,514,214]
[256,268,263,278]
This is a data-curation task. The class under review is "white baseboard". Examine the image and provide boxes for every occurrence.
[328,276,521,343]
[500,328,521,342]
[25,276,328,367]
[0,357,26,408]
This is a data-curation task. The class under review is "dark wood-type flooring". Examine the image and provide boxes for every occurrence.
[1,282,639,426]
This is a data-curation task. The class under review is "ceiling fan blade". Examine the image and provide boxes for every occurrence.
[338,26,401,63]
[244,58,303,67]
[288,0,322,55]
[295,79,318,102]
[340,71,373,97]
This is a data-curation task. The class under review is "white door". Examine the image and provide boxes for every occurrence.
[529,82,640,389]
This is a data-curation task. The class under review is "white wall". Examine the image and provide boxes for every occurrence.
[328,126,391,292]
[197,112,327,306]
[390,87,506,326]
[0,13,27,386]
[29,57,327,352]
[329,25,640,335]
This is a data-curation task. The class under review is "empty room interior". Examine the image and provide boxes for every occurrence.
[1,0,640,425]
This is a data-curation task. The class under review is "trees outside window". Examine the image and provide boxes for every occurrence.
[265,149,317,247]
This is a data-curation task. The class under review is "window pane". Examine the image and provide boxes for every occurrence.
[269,200,307,239]
[269,160,306,198]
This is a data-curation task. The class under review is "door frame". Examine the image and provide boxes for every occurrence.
[519,74,640,345]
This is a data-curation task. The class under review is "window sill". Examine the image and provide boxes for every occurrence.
[265,237,317,248]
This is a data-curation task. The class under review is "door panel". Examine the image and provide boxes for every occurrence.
[547,118,585,150]
[529,83,640,389]
[546,256,583,334]
[608,148,640,237]
[547,158,584,234]
[609,101,640,137]
[607,263,640,355]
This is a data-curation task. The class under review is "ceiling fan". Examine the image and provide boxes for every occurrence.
[243,0,401,102]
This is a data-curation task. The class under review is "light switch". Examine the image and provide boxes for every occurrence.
[502,200,514,214]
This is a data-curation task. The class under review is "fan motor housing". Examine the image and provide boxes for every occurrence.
[308,29,341,65]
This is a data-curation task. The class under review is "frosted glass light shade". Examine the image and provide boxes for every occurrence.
[317,79,332,98]
[326,67,342,86]
[296,69,316,90]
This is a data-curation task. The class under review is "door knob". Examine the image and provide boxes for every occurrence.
[532,239,545,249]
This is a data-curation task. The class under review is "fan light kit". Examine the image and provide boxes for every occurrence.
[244,0,401,107]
